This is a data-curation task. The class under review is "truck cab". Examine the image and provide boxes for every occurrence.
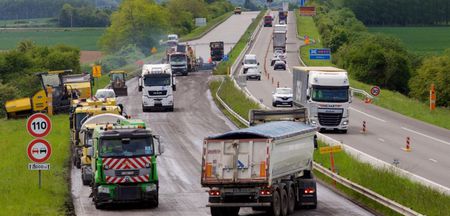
[293,67,352,133]
[89,120,164,209]
[169,52,188,76]
[264,15,273,27]
[138,64,176,112]
[210,41,224,61]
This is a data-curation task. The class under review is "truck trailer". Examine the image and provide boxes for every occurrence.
[273,30,287,53]
[293,66,351,133]
[201,109,318,216]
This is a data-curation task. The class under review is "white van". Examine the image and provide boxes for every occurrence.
[242,54,259,73]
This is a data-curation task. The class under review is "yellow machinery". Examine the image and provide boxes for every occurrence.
[4,70,92,119]
[71,105,123,168]
[109,70,128,96]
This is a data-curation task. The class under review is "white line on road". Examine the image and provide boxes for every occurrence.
[349,107,387,122]
[378,138,385,143]
[401,127,450,146]
[429,158,438,163]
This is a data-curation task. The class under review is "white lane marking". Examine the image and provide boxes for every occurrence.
[349,107,387,123]
[429,158,438,163]
[378,138,385,143]
[401,127,450,146]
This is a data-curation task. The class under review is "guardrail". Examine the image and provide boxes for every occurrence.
[213,10,439,216]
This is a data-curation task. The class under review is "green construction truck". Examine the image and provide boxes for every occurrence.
[88,118,164,209]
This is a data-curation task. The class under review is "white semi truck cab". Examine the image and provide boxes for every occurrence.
[293,67,351,133]
[138,64,176,112]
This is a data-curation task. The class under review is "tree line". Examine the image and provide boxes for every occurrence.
[311,0,450,106]
[59,4,112,27]
[0,0,92,20]
[99,0,233,54]
[336,0,450,26]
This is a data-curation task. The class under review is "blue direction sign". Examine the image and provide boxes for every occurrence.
[223,54,229,61]
[309,48,331,60]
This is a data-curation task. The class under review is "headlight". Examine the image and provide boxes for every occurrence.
[103,164,109,170]
[146,184,157,192]
[342,120,348,125]
[98,186,110,194]
[145,163,151,168]
[310,120,317,125]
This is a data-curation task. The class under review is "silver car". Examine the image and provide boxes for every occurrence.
[245,67,261,80]
[272,87,293,107]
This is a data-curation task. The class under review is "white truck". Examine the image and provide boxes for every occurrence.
[273,29,287,53]
[201,109,318,216]
[293,66,351,133]
[138,64,176,112]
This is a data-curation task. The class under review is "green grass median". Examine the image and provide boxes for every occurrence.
[0,115,71,215]
[181,12,233,42]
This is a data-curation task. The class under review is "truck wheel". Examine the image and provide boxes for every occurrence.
[227,207,240,216]
[269,190,281,216]
[211,207,224,216]
[142,105,147,112]
[82,178,90,186]
[280,188,288,216]
[75,157,81,169]
[272,102,277,107]
[340,129,348,134]
[288,186,295,214]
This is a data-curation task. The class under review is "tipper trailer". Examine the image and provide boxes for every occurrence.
[201,109,318,216]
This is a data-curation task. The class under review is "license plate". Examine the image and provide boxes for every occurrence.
[122,171,134,175]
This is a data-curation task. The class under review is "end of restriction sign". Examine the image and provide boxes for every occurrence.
[28,163,50,170]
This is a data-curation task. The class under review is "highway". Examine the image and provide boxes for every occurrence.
[71,12,374,216]
[243,11,450,190]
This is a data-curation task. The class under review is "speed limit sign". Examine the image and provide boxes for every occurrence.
[27,113,52,137]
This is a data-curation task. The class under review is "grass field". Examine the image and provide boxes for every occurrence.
[0,28,104,50]
[0,115,71,215]
[297,13,450,130]
[368,26,450,54]
[181,12,233,42]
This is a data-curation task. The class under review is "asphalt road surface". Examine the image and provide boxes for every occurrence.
[243,11,450,190]
[71,12,375,216]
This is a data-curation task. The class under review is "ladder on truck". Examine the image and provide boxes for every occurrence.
[249,108,308,126]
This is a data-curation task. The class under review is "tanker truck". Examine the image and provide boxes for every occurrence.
[201,108,318,216]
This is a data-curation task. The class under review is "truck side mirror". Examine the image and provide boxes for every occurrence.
[173,85,176,91]
[257,62,260,65]
[87,147,94,157]
[241,62,244,65]
[153,135,164,155]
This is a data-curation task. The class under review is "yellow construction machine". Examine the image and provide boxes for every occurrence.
[4,70,92,118]
[109,70,128,96]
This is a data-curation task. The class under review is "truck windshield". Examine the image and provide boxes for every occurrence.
[312,86,349,102]
[144,74,171,86]
[99,137,153,157]
[75,113,89,130]
[170,55,186,64]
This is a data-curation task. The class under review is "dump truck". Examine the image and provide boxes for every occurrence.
[201,108,318,216]
[89,119,164,208]
[4,70,91,118]
[210,41,224,61]
[109,70,128,96]
[79,113,127,185]
[293,66,351,133]
[70,105,123,168]
[167,43,197,76]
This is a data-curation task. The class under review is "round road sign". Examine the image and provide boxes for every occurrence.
[27,139,52,163]
[370,86,381,97]
[27,113,52,137]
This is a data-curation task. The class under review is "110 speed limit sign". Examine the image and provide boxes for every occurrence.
[27,113,52,137]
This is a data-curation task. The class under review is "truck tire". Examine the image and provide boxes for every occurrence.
[268,190,281,216]
[211,207,224,216]
[288,186,295,214]
[340,129,348,134]
[280,188,288,216]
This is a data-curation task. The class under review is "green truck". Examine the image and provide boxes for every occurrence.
[88,118,164,209]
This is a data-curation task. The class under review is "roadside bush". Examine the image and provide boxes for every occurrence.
[336,34,411,93]
[409,54,450,107]
[0,82,19,117]
[100,44,145,72]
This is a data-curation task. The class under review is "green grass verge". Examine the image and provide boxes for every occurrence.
[214,10,266,75]
[296,14,332,66]
[0,28,104,50]
[296,12,450,130]
[314,141,450,216]
[0,115,71,215]
[180,12,233,42]
[368,27,450,54]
